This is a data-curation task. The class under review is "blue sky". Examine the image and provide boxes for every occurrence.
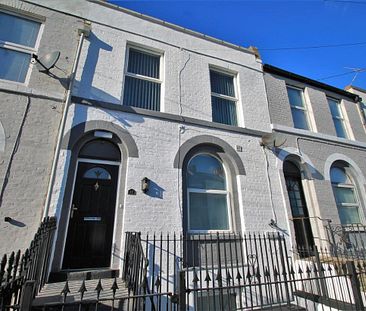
[110,0,366,90]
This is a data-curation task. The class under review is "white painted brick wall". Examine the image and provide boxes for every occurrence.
[50,104,287,240]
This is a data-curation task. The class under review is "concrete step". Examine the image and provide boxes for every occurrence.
[33,278,130,308]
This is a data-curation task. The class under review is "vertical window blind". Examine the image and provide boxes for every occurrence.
[210,70,238,126]
[123,48,161,111]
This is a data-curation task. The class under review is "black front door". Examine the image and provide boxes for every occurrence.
[284,162,315,257]
[63,162,119,269]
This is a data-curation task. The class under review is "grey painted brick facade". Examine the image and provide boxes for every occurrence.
[264,69,366,248]
[0,0,80,254]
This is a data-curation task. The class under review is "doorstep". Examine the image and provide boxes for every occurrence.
[48,269,119,283]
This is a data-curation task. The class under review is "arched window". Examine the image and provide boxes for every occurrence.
[186,153,230,232]
[83,167,112,180]
[330,163,361,224]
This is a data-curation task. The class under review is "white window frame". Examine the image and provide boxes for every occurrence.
[186,153,232,234]
[331,166,363,225]
[327,97,353,139]
[358,101,366,130]
[0,8,44,85]
[123,44,164,111]
[286,85,312,130]
[209,67,239,126]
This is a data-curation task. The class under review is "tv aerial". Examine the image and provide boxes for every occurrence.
[32,51,61,72]
[260,132,287,149]
[344,67,366,85]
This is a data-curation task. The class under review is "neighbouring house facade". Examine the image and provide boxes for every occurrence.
[0,0,82,254]
[1,0,366,286]
[264,65,366,254]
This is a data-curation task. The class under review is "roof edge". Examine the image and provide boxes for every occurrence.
[87,0,256,57]
[345,85,366,94]
[263,64,360,102]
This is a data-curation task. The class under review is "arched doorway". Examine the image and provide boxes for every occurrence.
[283,160,315,256]
[62,139,121,269]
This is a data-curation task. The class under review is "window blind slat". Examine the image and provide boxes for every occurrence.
[124,48,161,110]
[123,76,160,111]
[210,71,235,97]
[212,96,237,126]
[127,48,160,78]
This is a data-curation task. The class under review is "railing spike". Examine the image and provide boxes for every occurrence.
[264,268,270,278]
[236,271,242,280]
[95,279,103,300]
[61,281,70,302]
[0,254,6,284]
[255,267,261,280]
[298,266,303,275]
[246,269,252,280]
[226,270,232,282]
[192,272,199,283]
[111,277,119,298]
[78,280,87,300]
[13,250,21,279]
[306,265,311,275]
[204,272,211,283]
[6,251,15,282]
[215,272,222,282]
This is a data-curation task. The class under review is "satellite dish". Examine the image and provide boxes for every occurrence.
[260,132,286,149]
[32,51,61,72]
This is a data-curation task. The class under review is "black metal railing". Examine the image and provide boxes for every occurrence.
[326,222,366,259]
[27,230,366,310]
[0,216,56,311]
[289,215,366,260]
[122,231,150,310]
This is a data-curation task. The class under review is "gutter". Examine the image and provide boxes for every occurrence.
[43,22,91,218]
[263,64,360,103]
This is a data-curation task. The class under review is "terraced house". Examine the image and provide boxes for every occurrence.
[1,0,366,310]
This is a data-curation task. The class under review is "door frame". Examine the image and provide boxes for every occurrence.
[60,158,121,271]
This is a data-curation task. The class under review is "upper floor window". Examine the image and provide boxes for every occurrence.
[123,46,162,111]
[328,98,348,139]
[186,153,231,232]
[359,101,366,126]
[0,11,41,83]
[286,86,310,130]
[210,70,238,126]
[330,164,362,224]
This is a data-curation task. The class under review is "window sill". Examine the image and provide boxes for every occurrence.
[72,95,267,138]
[272,124,366,148]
